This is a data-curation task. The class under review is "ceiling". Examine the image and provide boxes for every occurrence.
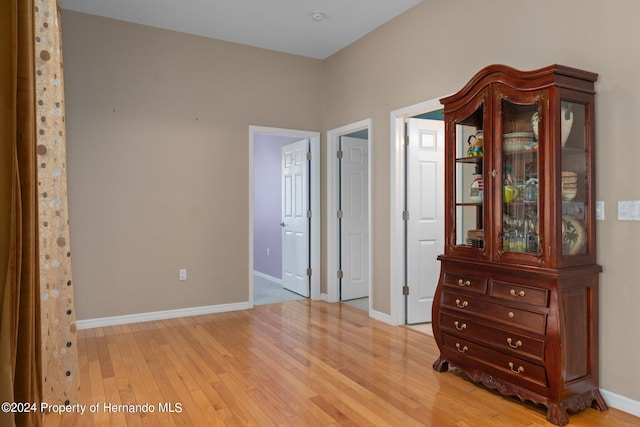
[60,0,423,60]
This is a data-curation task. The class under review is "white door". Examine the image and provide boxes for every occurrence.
[282,139,310,297]
[340,136,369,300]
[406,118,445,324]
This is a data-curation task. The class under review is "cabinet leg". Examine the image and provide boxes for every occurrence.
[432,357,449,372]
[547,390,608,426]
[591,389,609,411]
[546,403,570,426]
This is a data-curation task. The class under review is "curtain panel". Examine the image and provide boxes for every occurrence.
[1,0,78,425]
[34,0,80,408]
[1,0,43,426]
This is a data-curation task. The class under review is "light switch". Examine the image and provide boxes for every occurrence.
[618,201,640,221]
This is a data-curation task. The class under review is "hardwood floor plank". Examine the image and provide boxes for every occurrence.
[43,301,639,426]
[309,395,360,426]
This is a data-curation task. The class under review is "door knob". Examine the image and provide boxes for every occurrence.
[280,222,285,227]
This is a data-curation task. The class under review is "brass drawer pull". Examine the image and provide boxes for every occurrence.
[508,362,524,374]
[507,337,522,348]
[508,311,514,318]
[458,279,471,287]
[510,289,526,297]
[454,321,467,331]
[455,299,469,308]
[456,343,468,353]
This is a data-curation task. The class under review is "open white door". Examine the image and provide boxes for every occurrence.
[340,136,369,300]
[282,139,310,297]
[406,118,445,323]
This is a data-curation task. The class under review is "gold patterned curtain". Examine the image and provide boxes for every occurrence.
[1,0,42,425]
[1,0,78,425]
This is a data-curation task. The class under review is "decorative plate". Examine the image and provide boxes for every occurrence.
[562,216,586,255]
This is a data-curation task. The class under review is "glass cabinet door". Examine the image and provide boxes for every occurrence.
[500,100,541,255]
[454,106,484,249]
[560,100,588,257]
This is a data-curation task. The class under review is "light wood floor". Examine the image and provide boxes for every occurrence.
[44,300,638,426]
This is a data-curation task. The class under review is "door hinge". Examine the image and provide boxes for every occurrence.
[306,268,312,277]
[307,210,312,218]
[337,149,344,159]
[404,134,410,147]
[337,270,344,279]
[403,211,410,221]
[306,152,312,160]
[337,210,343,219]
[402,285,410,296]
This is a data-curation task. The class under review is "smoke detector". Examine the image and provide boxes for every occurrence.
[311,11,326,21]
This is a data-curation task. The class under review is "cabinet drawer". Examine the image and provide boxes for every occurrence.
[440,311,545,362]
[441,333,547,390]
[443,271,487,295]
[490,281,549,307]
[442,291,547,334]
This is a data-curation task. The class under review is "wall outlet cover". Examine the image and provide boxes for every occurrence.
[618,201,640,221]
[596,201,604,220]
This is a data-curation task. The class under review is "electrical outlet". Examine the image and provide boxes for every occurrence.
[179,269,187,281]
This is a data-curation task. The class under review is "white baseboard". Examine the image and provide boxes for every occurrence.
[319,294,393,325]
[76,301,251,330]
[253,270,283,285]
[320,292,338,303]
[370,308,393,325]
[601,389,640,417]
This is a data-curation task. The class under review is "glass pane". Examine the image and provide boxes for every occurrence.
[561,101,588,256]
[454,107,484,248]
[501,100,540,254]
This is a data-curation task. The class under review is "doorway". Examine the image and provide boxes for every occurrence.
[249,126,320,306]
[390,99,446,326]
[326,119,372,311]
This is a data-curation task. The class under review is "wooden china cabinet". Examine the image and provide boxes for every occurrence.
[431,64,607,426]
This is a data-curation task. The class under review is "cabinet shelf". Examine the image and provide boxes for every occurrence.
[561,147,588,158]
[503,148,538,156]
[456,155,483,164]
[504,201,538,206]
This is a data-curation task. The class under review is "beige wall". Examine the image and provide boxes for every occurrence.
[321,0,640,401]
[62,11,323,318]
[63,0,640,401]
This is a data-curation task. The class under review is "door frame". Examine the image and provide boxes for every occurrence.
[326,119,372,305]
[249,126,321,306]
[389,98,445,325]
